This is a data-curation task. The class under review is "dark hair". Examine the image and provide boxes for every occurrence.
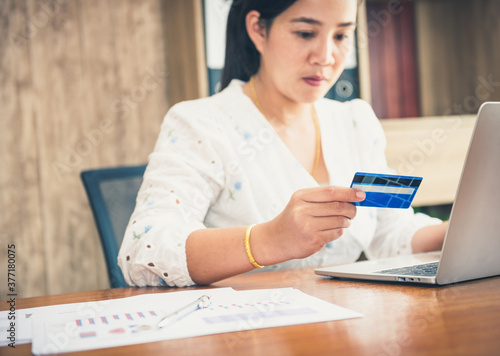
[220,0,298,90]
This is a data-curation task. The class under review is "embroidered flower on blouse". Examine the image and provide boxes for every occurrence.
[234,126,251,140]
[167,129,178,144]
[132,225,152,240]
[228,181,243,201]
[142,193,155,207]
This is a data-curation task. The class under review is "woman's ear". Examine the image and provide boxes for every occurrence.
[245,10,267,54]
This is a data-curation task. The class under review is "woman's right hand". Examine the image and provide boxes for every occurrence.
[251,186,366,265]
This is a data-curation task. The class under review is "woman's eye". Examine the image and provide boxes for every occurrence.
[296,31,315,39]
[334,33,349,41]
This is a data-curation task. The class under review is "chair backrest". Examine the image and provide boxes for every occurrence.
[81,164,147,288]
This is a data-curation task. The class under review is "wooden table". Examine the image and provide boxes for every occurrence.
[2,267,500,355]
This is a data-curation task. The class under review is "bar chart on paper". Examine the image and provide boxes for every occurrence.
[73,310,161,337]
[203,299,319,325]
[30,288,362,355]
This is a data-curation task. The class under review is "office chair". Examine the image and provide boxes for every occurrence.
[81,164,147,288]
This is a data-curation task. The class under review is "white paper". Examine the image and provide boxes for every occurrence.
[1,308,33,346]
[20,288,362,355]
[0,289,206,347]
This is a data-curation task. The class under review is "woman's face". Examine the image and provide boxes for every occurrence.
[257,0,358,104]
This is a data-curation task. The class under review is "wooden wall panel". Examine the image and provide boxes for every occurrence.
[127,0,170,162]
[0,0,204,298]
[0,0,47,297]
[416,0,500,116]
[399,5,419,117]
[366,1,419,119]
[29,0,92,296]
[163,0,208,105]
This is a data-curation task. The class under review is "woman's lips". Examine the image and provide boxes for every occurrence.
[303,76,325,87]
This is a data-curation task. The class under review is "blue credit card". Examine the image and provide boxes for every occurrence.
[350,172,422,209]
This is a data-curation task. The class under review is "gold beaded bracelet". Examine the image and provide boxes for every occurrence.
[244,224,264,269]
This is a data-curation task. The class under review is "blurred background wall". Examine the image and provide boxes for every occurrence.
[0,0,206,297]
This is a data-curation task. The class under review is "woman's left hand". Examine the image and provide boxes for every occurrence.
[411,221,449,253]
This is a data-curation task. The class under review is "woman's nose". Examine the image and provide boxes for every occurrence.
[310,39,337,66]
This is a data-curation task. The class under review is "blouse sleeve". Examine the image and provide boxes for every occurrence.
[118,101,226,287]
[349,100,442,259]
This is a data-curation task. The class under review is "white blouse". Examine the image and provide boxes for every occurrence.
[118,80,441,287]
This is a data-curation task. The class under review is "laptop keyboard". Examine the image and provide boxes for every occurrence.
[376,262,439,277]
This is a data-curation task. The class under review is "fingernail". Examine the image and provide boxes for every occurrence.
[356,190,365,199]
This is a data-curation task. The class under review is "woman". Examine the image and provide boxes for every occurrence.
[118,0,447,287]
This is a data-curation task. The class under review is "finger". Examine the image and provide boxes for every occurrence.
[307,201,357,219]
[317,228,345,245]
[313,215,352,232]
[297,185,365,204]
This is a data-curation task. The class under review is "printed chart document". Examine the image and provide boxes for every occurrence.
[3,287,362,355]
[1,300,116,347]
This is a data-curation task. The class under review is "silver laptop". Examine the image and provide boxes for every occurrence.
[315,102,500,285]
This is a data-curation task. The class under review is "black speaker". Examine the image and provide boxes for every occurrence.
[325,68,360,102]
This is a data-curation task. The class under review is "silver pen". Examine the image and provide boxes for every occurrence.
[157,295,211,328]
